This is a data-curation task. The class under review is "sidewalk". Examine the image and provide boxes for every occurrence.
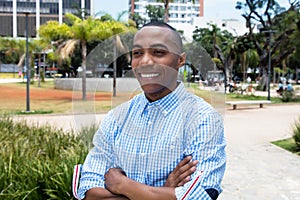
[221,104,300,200]
[13,104,300,199]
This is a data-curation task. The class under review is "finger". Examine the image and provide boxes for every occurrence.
[165,158,198,187]
[174,162,198,185]
[176,165,196,182]
[174,159,198,177]
[177,176,191,186]
[173,156,192,173]
[115,167,127,176]
[176,156,193,168]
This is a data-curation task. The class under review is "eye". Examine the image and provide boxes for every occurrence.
[153,49,167,56]
[132,49,143,58]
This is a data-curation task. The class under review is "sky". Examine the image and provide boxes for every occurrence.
[94,0,291,21]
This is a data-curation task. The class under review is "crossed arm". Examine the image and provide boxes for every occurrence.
[80,110,226,200]
[84,156,198,200]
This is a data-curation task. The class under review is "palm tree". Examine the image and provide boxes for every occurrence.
[0,38,26,73]
[156,0,195,23]
[39,14,128,100]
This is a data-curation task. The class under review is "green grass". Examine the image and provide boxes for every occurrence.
[226,93,283,103]
[0,116,95,199]
[15,110,54,115]
[271,138,300,156]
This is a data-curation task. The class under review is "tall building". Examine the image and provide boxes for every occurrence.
[0,0,93,38]
[129,0,203,25]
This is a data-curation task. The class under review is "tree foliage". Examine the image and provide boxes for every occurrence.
[146,4,165,22]
[236,0,300,75]
[192,23,235,79]
[155,0,195,22]
[38,14,130,100]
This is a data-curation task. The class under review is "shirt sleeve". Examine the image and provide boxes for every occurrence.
[78,111,117,200]
[175,111,226,200]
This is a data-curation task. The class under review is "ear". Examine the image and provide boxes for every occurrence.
[177,52,186,69]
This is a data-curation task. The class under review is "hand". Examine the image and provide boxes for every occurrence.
[164,156,198,187]
[105,168,128,195]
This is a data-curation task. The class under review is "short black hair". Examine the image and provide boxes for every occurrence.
[141,21,183,53]
[142,20,177,31]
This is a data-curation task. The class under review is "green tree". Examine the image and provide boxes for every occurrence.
[0,37,25,70]
[236,0,300,88]
[192,23,235,80]
[156,0,195,23]
[146,4,164,22]
[39,14,128,100]
[129,13,146,28]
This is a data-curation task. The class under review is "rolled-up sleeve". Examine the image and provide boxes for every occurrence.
[175,111,226,199]
[78,112,117,199]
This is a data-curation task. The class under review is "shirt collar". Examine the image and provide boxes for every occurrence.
[139,82,186,116]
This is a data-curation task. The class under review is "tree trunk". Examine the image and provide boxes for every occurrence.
[81,40,87,101]
[164,1,169,23]
[213,32,218,58]
[38,53,41,87]
[113,37,117,97]
[260,69,268,91]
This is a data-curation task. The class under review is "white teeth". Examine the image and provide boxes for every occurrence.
[141,73,159,78]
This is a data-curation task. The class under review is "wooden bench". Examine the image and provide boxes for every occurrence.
[226,100,271,110]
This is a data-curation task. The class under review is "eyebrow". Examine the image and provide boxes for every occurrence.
[132,43,169,50]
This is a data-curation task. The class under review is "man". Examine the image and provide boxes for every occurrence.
[78,21,226,200]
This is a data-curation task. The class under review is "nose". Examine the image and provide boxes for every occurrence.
[139,51,154,66]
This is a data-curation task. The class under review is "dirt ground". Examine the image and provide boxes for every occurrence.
[0,83,114,114]
[0,84,113,101]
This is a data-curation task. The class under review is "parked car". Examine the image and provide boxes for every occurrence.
[95,64,113,78]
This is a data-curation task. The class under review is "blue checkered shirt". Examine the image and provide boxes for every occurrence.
[78,82,226,199]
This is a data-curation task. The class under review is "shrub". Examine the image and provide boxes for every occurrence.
[293,117,300,151]
[255,84,263,91]
[282,90,295,102]
[0,117,96,199]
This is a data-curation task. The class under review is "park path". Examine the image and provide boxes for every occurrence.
[221,104,300,200]
[13,103,300,200]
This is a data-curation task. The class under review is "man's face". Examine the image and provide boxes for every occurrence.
[131,26,185,96]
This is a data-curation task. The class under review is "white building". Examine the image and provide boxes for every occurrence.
[171,17,249,42]
[128,1,248,42]
[129,0,204,24]
[0,0,93,38]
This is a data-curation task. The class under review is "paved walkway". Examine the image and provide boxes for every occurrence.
[221,104,300,200]
[14,103,300,199]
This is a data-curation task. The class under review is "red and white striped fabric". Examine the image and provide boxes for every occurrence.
[181,171,204,200]
[72,164,82,200]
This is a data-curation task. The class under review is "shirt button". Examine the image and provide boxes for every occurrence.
[148,121,152,125]
[140,153,146,157]
[162,110,167,115]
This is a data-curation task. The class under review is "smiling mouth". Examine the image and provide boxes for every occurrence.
[140,73,160,78]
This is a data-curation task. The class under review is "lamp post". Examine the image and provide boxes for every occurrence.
[260,27,276,101]
[113,36,117,97]
[265,30,275,101]
[267,34,272,101]
[25,12,30,112]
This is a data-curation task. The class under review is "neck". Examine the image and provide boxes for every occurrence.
[145,81,179,102]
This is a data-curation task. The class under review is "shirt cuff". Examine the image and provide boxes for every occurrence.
[174,171,208,200]
[78,177,105,200]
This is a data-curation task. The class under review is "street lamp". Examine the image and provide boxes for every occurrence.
[25,12,30,112]
[113,36,117,97]
[261,29,276,101]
